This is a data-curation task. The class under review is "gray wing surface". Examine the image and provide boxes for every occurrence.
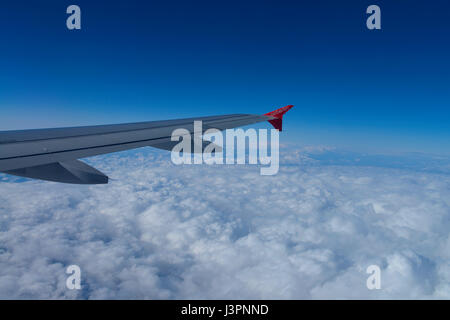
[0,113,274,184]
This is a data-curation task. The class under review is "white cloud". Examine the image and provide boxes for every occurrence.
[0,147,449,299]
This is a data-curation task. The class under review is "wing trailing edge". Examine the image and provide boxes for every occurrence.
[4,159,108,184]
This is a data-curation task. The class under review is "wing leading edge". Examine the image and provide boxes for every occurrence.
[0,105,293,184]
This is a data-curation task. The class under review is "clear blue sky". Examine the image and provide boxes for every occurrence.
[0,0,449,154]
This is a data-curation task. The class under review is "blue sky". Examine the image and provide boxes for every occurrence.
[0,0,449,154]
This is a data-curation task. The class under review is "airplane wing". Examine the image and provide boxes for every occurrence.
[0,105,293,184]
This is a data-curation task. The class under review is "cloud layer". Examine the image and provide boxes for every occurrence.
[0,147,449,299]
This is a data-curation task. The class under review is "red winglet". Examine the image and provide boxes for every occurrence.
[264,105,294,131]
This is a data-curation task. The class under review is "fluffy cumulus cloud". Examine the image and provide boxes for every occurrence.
[0,146,449,299]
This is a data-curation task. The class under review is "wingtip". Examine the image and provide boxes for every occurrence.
[264,105,294,131]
